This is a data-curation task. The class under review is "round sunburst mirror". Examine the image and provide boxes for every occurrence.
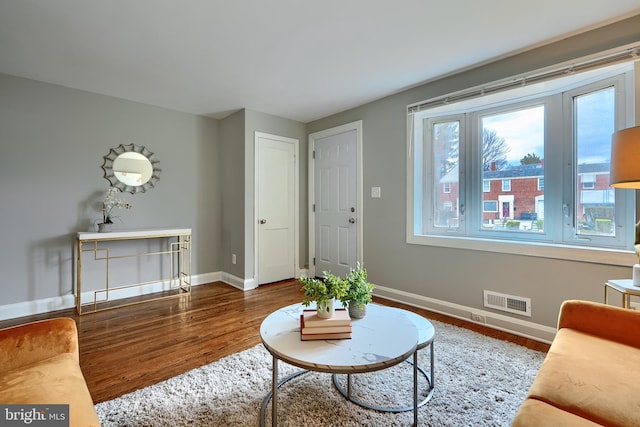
[102,143,161,193]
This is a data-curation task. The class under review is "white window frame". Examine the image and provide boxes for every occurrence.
[407,60,637,267]
[501,179,511,192]
[483,180,490,192]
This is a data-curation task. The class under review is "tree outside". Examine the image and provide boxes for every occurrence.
[482,128,509,171]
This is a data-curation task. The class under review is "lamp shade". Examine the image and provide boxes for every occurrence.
[610,126,640,189]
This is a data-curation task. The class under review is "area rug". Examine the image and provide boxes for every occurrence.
[95,319,545,426]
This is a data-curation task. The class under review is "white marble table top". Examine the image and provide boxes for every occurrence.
[607,279,640,293]
[389,308,435,350]
[77,228,191,241]
[260,303,418,374]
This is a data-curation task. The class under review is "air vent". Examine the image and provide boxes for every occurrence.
[483,290,531,317]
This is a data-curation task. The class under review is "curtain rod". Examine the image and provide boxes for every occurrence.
[408,43,640,114]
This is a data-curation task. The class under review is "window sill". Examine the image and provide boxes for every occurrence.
[407,234,636,267]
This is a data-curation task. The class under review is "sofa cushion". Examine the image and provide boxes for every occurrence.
[526,328,640,427]
[512,398,601,426]
[0,318,79,372]
[0,353,100,427]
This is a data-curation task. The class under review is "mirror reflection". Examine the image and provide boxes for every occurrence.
[114,152,152,186]
[102,143,160,193]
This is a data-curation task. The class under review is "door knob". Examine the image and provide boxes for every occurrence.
[348,218,356,224]
[259,219,267,224]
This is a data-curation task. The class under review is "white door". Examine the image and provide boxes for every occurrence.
[312,127,359,278]
[256,133,297,285]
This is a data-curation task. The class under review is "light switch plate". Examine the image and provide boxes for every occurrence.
[371,187,381,198]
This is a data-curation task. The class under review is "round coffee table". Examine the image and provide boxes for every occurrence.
[260,302,419,426]
[332,306,435,412]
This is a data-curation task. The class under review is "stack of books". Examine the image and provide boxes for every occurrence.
[300,308,352,340]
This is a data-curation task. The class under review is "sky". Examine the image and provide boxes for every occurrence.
[482,87,615,166]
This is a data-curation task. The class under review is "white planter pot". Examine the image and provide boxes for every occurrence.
[97,223,112,233]
[316,298,335,318]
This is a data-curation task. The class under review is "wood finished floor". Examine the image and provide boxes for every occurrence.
[0,280,550,404]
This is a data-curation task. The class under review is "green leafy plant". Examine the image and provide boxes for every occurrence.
[341,262,374,309]
[595,218,613,233]
[300,271,349,308]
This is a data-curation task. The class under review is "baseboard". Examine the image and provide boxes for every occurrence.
[220,272,257,291]
[2,274,557,344]
[373,284,557,344]
[0,272,221,322]
[220,270,308,291]
[0,294,78,322]
[1,270,278,321]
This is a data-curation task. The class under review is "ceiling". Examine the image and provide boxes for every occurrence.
[1,1,639,123]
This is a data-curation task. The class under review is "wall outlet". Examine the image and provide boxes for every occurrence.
[232,254,237,265]
[471,313,486,323]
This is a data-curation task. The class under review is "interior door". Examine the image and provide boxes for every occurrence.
[257,134,296,285]
[314,129,358,278]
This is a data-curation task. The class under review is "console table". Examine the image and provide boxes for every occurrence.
[76,228,191,314]
[604,279,640,308]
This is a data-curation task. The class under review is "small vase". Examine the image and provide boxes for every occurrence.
[316,298,335,319]
[97,223,112,233]
[348,302,367,319]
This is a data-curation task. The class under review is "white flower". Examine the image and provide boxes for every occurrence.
[102,187,131,223]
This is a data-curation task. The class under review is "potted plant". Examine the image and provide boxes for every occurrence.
[341,262,374,319]
[300,271,348,318]
[505,220,520,230]
[98,187,131,232]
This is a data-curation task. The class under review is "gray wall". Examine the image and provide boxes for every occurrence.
[244,109,308,280]
[0,74,307,311]
[0,73,221,305]
[307,15,640,328]
[219,109,308,284]
[2,14,639,331]
[220,109,246,279]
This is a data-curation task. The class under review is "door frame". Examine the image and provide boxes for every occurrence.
[254,132,300,285]
[308,120,363,278]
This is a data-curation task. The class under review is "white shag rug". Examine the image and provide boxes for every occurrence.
[96,319,545,426]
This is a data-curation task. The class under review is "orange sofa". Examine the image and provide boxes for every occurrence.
[0,318,100,427]
[512,300,640,426]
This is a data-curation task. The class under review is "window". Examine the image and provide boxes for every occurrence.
[408,59,635,260]
[430,120,460,230]
[582,173,595,190]
[483,201,498,212]
[572,87,617,239]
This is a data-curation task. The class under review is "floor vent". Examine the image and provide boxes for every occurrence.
[483,290,531,317]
